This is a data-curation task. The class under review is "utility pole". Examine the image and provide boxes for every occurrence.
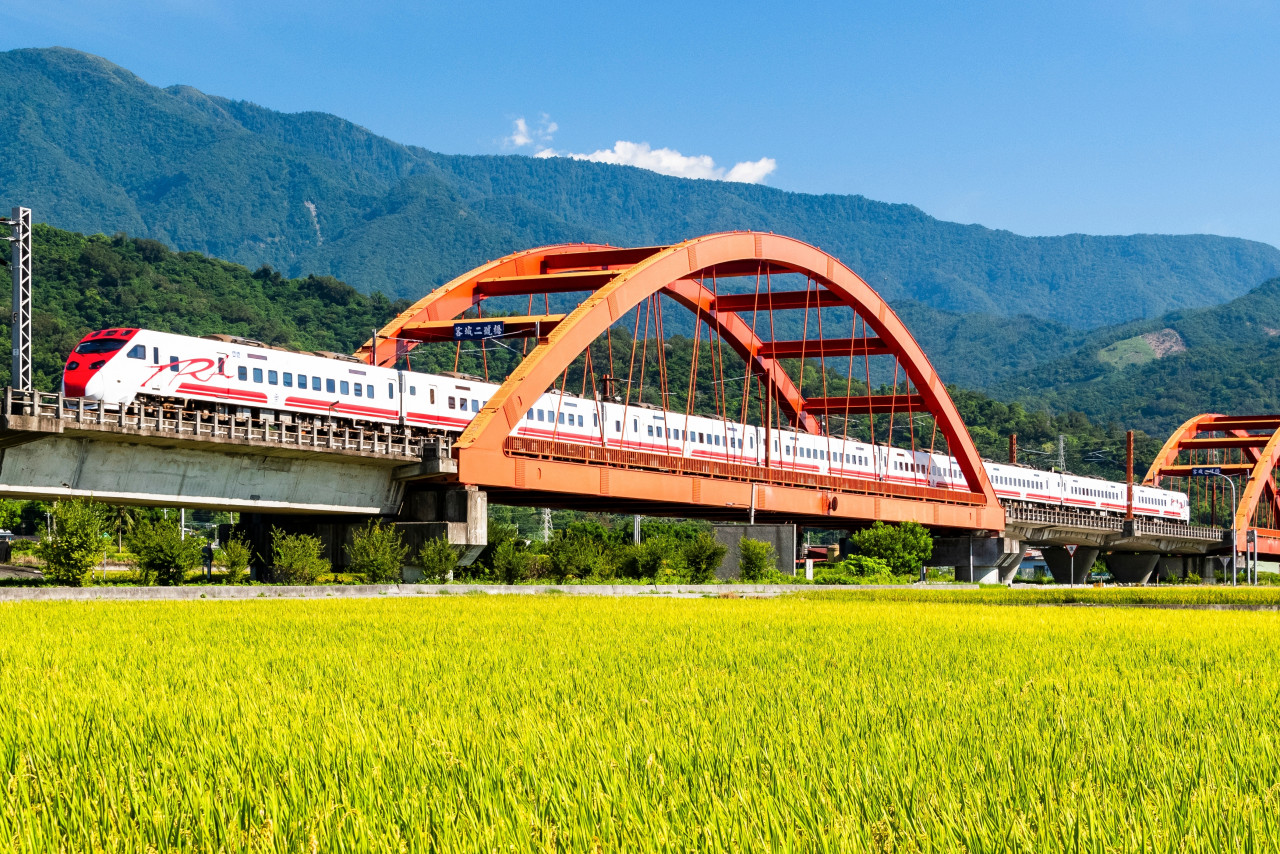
[1,207,32,391]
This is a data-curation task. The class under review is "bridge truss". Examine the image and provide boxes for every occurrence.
[357,232,1003,531]
[1146,413,1280,556]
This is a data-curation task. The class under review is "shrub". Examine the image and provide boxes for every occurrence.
[844,522,933,578]
[345,519,409,584]
[544,531,611,581]
[739,538,777,582]
[216,533,252,584]
[492,538,536,584]
[682,533,728,583]
[417,536,458,583]
[37,499,108,587]
[818,555,896,584]
[128,518,202,586]
[270,528,329,585]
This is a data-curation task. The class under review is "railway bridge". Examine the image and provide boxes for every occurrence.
[0,232,1242,580]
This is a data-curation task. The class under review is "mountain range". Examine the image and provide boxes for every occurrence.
[3,46,1278,437]
[2,47,1278,333]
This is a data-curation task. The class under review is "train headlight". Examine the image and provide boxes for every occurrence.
[90,360,106,369]
[67,361,79,371]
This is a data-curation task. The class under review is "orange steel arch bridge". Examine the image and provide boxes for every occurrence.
[355,232,1004,533]
[1146,413,1280,557]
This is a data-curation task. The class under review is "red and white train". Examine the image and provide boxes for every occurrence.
[62,327,1191,521]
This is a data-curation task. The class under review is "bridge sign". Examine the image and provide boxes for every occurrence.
[1065,544,1077,556]
[1191,466,1222,476]
[454,321,505,341]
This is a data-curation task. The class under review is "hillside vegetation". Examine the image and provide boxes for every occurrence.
[2,47,1277,329]
[995,276,1280,433]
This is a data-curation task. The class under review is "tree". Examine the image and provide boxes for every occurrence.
[345,519,409,584]
[108,505,141,553]
[216,533,252,584]
[738,538,777,582]
[128,518,202,585]
[843,521,933,578]
[269,528,329,585]
[682,533,728,583]
[37,499,107,586]
[416,536,458,583]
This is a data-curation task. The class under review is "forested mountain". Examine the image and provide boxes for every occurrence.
[2,47,1278,329]
[993,276,1280,433]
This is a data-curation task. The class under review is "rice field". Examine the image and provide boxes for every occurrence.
[2,596,1279,852]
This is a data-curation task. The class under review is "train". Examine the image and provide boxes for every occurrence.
[61,327,1192,521]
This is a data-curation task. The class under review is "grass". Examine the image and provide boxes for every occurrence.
[790,585,1280,605]
[1096,334,1158,368]
[2,597,1280,851]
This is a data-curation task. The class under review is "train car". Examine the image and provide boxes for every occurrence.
[62,327,1191,522]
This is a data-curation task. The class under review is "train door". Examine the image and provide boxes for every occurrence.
[395,372,406,426]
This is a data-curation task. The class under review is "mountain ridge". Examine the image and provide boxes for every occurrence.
[2,47,1278,330]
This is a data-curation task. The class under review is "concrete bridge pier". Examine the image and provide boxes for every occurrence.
[1102,552,1160,585]
[1041,546,1099,585]
[932,536,1023,585]
[396,485,488,566]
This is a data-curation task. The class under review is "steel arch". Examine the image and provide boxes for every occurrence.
[365,232,1003,529]
[1146,413,1280,554]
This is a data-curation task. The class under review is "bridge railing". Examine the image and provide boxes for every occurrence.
[2,388,425,459]
[1005,504,1223,542]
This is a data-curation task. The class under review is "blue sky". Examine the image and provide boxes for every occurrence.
[5,0,1279,246]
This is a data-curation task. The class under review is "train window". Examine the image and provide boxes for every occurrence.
[282,373,292,387]
[127,344,145,360]
[268,370,278,385]
[699,432,706,443]
[615,421,622,433]
[218,357,226,374]
[749,437,754,448]
[326,379,336,394]
[647,425,653,436]
[153,347,160,364]
[312,376,322,391]
[238,366,247,381]
[388,383,394,398]
[252,368,263,383]
[592,412,599,427]
[559,412,565,425]
[448,396,456,410]
[472,400,479,412]
[526,410,534,421]
[354,383,362,397]
[367,385,374,398]
[785,445,791,455]
[340,381,350,395]
[715,435,720,446]
[633,418,639,432]
[577,415,584,427]
[169,356,180,373]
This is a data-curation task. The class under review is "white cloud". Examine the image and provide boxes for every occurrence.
[505,114,557,149]
[568,140,776,184]
[504,116,776,184]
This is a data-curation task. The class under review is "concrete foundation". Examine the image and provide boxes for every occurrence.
[712,524,796,579]
[931,536,1023,585]
[1103,552,1160,585]
[1041,546,1100,585]
[397,486,488,566]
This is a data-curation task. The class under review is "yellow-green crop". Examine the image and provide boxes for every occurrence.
[2,596,1279,852]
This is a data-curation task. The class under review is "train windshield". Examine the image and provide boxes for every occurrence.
[74,339,126,355]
